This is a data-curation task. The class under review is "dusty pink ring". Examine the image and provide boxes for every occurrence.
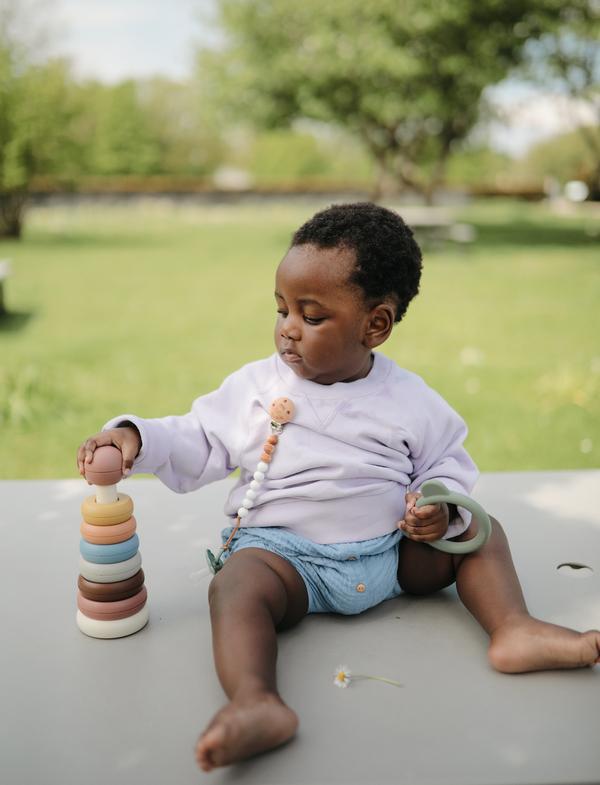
[77,586,147,621]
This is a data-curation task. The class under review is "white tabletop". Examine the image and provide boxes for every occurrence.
[1,471,599,785]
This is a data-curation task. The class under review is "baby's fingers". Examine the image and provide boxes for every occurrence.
[76,434,113,479]
[412,502,441,519]
[400,515,446,540]
[400,522,445,542]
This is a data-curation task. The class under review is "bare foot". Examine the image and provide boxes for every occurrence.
[195,692,298,772]
[488,615,600,673]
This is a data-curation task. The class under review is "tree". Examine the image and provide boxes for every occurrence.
[0,1,77,237]
[198,0,563,202]
[519,0,600,197]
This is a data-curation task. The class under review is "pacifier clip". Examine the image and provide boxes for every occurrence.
[206,397,295,574]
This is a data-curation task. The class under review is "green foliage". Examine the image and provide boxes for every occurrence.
[0,17,79,235]
[445,146,512,188]
[201,0,564,198]
[518,1,600,193]
[518,127,600,185]
[69,79,226,178]
[229,127,373,186]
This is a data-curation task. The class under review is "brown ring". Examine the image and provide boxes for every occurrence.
[78,569,145,602]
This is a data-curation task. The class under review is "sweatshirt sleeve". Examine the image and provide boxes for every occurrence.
[103,370,248,494]
[407,384,479,539]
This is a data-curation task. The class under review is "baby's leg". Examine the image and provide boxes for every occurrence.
[397,518,600,673]
[196,548,308,772]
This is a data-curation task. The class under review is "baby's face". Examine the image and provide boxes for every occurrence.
[274,244,374,384]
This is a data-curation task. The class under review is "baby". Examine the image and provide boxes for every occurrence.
[78,202,600,772]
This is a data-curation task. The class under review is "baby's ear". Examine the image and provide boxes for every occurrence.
[364,303,395,347]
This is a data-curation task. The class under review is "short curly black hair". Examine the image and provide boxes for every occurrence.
[291,202,422,323]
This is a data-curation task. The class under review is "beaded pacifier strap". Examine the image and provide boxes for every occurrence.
[205,397,295,574]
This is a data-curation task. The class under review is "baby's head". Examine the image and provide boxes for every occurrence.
[275,202,422,385]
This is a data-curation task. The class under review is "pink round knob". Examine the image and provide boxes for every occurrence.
[269,397,295,424]
[84,445,123,486]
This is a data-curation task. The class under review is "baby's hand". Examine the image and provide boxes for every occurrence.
[77,425,141,483]
[398,491,449,543]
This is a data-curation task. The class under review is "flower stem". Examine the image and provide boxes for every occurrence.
[354,674,403,687]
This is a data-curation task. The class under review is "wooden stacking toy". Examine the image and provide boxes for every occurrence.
[77,445,149,638]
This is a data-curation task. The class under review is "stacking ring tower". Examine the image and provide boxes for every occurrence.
[77,445,149,638]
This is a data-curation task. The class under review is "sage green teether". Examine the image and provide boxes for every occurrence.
[416,479,492,554]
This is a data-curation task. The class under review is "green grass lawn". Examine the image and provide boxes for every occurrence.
[1,197,599,478]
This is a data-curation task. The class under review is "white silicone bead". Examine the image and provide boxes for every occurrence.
[257,461,269,473]
[253,471,265,482]
[241,497,254,509]
[246,488,257,499]
[238,507,249,518]
[250,480,260,490]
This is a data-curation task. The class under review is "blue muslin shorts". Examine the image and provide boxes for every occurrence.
[220,525,403,615]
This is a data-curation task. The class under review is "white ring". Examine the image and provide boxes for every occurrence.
[78,552,142,583]
[76,605,149,639]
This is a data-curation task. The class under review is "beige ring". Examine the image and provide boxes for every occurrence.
[81,494,133,526]
[80,516,136,545]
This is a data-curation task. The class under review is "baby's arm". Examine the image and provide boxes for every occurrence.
[77,369,248,494]
[402,383,478,541]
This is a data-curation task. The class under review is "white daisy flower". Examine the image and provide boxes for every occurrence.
[333,665,352,688]
[333,664,403,689]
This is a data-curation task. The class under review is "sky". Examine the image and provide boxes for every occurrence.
[52,0,593,158]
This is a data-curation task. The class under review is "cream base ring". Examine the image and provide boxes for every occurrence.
[79,552,142,583]
[76,605,149,639]
[81,494,133,526]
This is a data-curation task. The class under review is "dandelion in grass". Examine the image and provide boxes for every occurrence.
[333,665,402,689]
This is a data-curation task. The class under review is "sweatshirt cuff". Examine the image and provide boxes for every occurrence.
[102,414,166,475]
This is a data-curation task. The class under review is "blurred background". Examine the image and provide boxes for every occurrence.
[0,0,598,478]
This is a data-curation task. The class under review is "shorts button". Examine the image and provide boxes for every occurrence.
[356,583,366,593]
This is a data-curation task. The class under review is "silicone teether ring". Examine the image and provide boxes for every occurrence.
[80,516,136,545]
[76,605,149,639]
[81,494,133,526]
[416,479,492,554]
[79,552,142,583]
[80,534,140,564]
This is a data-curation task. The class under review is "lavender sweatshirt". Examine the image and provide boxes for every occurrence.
[104,352,478,544]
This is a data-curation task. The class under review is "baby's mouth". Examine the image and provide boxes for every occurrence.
[280,348,302,363]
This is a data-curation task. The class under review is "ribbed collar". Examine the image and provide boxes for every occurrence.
[274,350,389,400]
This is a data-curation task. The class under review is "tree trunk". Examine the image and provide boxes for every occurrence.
[0,191,27,239]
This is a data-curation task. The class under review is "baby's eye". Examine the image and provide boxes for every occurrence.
[304,316,325,325]
[276,310,288,317]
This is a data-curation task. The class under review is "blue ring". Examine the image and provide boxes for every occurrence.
[80,534,140,564]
